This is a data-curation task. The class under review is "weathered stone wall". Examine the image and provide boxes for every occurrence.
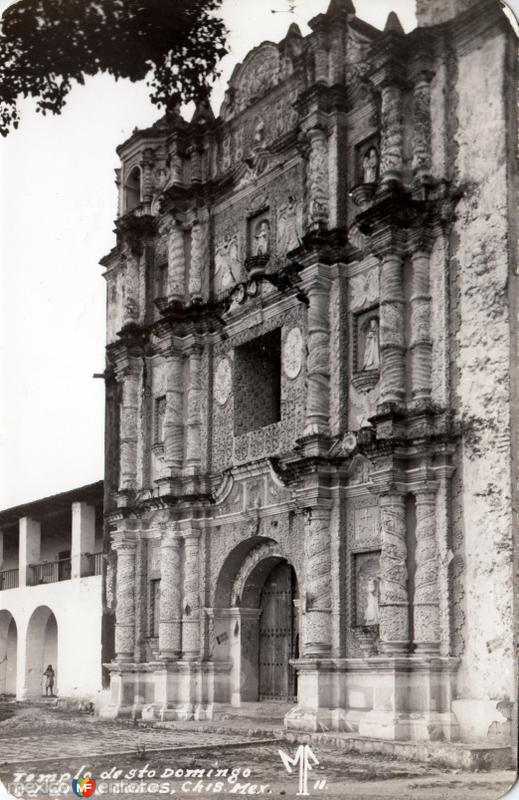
[447,26,517,705]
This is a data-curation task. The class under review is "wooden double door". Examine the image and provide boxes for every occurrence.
[258,561,298,702]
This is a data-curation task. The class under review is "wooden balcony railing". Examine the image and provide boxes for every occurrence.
[85,551,104,577]
[0,568,19,590]
[29,558,71,586]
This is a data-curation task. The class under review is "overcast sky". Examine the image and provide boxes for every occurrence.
[0,0,514,508]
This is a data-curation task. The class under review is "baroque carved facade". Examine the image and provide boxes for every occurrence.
[99,0,518,752]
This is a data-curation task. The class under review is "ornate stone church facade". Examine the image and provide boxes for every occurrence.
[99,0,518,750]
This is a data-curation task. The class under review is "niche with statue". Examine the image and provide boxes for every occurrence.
[351,307,380,393]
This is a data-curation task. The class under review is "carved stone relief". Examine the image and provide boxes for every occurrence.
[354,552,381,626]
[350,269,380,312]
[214,357,232,406]
[215,236,241,293]
[283,326,303,379]
[352,504,380,548]
[277,197,303,255]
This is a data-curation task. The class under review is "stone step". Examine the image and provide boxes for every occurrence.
[214,701,291,721]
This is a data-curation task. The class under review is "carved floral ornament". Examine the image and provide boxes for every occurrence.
[214,357,232,406]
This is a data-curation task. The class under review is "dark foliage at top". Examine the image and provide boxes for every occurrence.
[0,0,228,135]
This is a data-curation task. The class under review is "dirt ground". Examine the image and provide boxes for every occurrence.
[0,699,515,800]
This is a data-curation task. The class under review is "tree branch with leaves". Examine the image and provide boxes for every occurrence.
[0,0,228,135]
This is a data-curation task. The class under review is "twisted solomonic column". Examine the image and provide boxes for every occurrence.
[185,347,202,472]
[378,491,409,654]
[167,220,186,303]
[380,81,404,186]
[158,527,182,660]
[163,353,184,475]
[188,221,204,302]
[379,247,406,406]
[112,531,137,662]
[306,127,329,231]
[409,243,433,403]
[303,507,332,657]
[304,275,331,436]
[119,366,140,491]
[413,487,440,654]
[182,530,201,661]
[412,69,434,186]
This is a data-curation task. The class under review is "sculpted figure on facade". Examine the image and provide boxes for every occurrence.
[364,578,380,625]
[362,147,379,184]
[253,219,270,256]
[215,236,240,291]
[277,196,303,254]
[362,319,380,371]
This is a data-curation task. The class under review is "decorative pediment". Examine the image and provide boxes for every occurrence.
[221,42,281,119]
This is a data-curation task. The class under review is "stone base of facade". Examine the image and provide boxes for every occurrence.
[100,660,232,722]
[284,655,461,742]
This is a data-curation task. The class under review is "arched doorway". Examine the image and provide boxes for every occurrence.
[258,562,298,702]
[0,611,17,695]
[25,606,58,699]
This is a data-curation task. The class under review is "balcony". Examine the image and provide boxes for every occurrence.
[0,568,19,591]
[0,552,103,590]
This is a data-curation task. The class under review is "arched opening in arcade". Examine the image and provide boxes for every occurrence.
[25,606,58,699]
[213,539,300,706]
[0,611,17,695]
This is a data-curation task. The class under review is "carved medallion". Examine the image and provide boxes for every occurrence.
[283,327,303,379]
[214,357,232,406]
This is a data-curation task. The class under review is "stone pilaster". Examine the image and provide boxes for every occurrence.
[189,145,202,184]
[167,220,186,302]
[182,530,201,661]
[163,353,184,474]
[378,249,406,406]
[185,346,202,473]
[378,491,409,654]
[409,244,433,403]
[119,366,140,491]
[303,507,332,656]
[413,486,440,654]
[113,532,137,662]
[304,273,331,436]
[188,221,203,302]
[306,127,329,230]
[412,71,433,185]
[159,527,182,660]
[380,82,404,186]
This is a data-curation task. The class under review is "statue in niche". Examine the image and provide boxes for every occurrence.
[278,196,303,253]
[362,147,379,185]
[364,577,380,625]
[215,236,240,291]
[362,318,380,371]
[253,219,270,256]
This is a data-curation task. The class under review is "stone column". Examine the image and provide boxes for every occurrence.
[188,221,203,302]
[379,250,406,406]
[412,71,433,185]
[113,532,137,662]
[71,502,95,579]
[185,347,202,472]
[141,149,155,207]
[189,145,202,184]
[380,82,404,186]
[122,253,140,327]
[167,220,186,302]
[19,517,40,588]
[119,367,140,491]
[378,491,409,654]
[409,245,432,403]
[413,486,440,654]
[303,507,331,656]
[163,353,184,474]
[304,276,331,436]
[306,127,329,230]
[159,528,182,660]
[182,530,201,661]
